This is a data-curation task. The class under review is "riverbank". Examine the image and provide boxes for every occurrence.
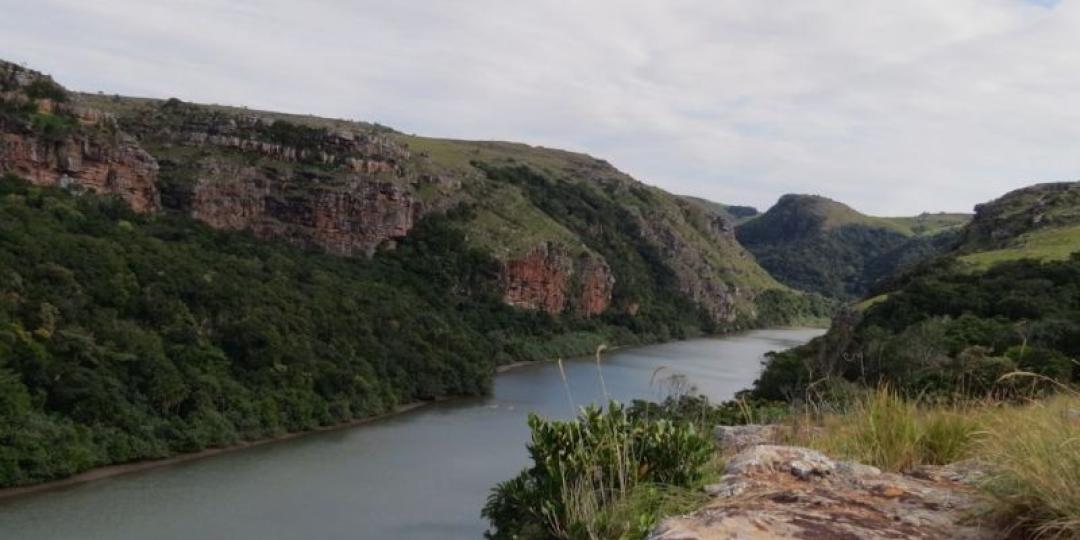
[0,401,429,500]
[494,344,626,374]
[0,328,823,504]
[0,329,824,540]
[3,342,626,499]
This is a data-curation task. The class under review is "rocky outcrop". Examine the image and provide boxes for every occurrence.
[0,131,160,212]
[960,181,1080,252]
[501,242,614,316]
[712,424,783,453]
[138,101,411,173]
[90,95,433,257]
[189,159,420,256]
[650,445,992,540]
[0,62,160,212]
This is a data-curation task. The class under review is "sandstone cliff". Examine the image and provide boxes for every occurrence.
[0,63,160,212]
[1,58,809,324]
[501,242,614,316]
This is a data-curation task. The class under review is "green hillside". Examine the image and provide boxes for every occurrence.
[752,182,1080,401]
[735,194,969,299]
[0,60,832,487]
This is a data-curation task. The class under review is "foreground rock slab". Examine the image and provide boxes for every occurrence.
[651,445,994,540]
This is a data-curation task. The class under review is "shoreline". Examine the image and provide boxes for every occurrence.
[494,344,625,374]
[0,401,429,501]
[0,327,822,501]
[5,349,609,499]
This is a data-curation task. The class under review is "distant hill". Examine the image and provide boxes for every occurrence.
[735,194,969,299]
[751,182,1080,401]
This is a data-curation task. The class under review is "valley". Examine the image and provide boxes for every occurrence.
[2,53,1080,540]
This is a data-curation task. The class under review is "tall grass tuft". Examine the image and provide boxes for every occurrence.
[794,387,981,471]
[980,395,1080,539]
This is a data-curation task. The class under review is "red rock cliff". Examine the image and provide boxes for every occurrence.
[0,63,160,212]
[106,99,427,257]
[501,242,614,317]
[189,159,421,256]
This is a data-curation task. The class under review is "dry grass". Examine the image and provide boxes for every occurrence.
[979,395,1080,538]
[786,387,1080,538]
[789,387,981,471]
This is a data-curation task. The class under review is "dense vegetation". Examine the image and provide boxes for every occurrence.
[482,401,715,540]
[480,182,1079,540]
[752,254,1080,401]
[736,194,967,299]
[0,178,723,487]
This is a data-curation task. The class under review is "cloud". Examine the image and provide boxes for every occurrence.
[2,0,1078,214]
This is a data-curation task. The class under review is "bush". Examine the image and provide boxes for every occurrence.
[482,402,713,540]
[23,78,67,102]
[30,112,75,142]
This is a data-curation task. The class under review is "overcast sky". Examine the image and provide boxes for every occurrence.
[3,0,1078,215]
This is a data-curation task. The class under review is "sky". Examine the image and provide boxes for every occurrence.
[2,0,1078,215]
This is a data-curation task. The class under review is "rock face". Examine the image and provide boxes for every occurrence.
[0,62,160,212]
[501,242,614,316]
[637,209,746,324]
[188,160,420,256]
[0,131,160,213]
[651,445,993,540]
[5,59,796,324]
[105,99,425,257]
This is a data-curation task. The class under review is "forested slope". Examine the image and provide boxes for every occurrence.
[0,60,830,486]
[752,183,1080,401]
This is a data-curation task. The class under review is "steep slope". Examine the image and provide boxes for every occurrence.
[71,91,805,328]
[735,194,968,299]
[0,60,829,487]
[0,62,159,211]
[751,182,1080,401]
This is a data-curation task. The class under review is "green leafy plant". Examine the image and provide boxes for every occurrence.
[483,402,713,540]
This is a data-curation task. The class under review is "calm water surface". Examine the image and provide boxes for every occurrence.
[0,328,822,540]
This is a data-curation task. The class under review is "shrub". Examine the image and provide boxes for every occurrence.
[23,78,67,102]
[482,402,713,540]
[30,111,75,142]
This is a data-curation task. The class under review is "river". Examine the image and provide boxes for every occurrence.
[0,328,822,540]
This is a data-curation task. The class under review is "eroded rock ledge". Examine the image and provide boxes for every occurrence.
[651,439,994,540]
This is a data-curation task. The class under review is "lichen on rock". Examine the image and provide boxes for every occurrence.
[652,445,994,540]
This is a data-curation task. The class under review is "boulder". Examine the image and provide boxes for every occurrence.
[712,424,781,453]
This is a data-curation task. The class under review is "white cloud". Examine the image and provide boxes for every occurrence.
[2,0,1077,214]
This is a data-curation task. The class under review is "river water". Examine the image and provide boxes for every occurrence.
[0,328,822,540]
